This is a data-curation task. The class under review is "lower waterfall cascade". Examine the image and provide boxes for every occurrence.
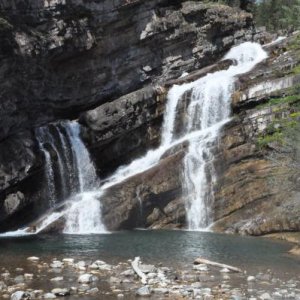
[1,42,268,235]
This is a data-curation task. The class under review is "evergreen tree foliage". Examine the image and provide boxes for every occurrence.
[254,0,300,31]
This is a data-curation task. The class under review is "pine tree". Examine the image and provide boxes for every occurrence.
[254,0,300,31]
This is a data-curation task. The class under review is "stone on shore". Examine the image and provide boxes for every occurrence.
[50,261,63,269]
[43,293,57,299]
[78,274,93,284]
[10,291,30,300]
[136,286,151,297]
[26,257,39,262]
[51,288,70,297]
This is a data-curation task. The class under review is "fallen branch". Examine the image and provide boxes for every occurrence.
[131,257,147,284]
[194,257,242,273]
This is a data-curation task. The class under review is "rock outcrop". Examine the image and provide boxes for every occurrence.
[212,34,300,236]
[98,34,300,236]
[0,0,258,231]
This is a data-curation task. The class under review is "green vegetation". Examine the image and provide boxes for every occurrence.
[257,94,300,109]
[254,0,300,32]
[256,86,300,149]
[257,106,300,149]
[286,33,300,51]
[292,65,300,75]
[257,131,284,148]
[257,118,299,149]
[212,0,300,32]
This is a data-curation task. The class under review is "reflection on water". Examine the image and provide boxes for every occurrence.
[0,230,298,277]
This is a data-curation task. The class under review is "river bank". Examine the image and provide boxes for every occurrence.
[0,231,299,299]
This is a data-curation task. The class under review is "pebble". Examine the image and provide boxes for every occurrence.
[110,276,121,284]
[43,293,57,299]
[15,269,23,273]
[2,273,10,280]
[193,264,209,272]
[32,290,43,298]
[247,276,256,282]
[10,291,30,300]
[50,261,63,269]
[62,258,74,265]
[259,292,272,300]
[14,276,24,284]
[50,277,64,282]
[136,286,151,297]
[120,269,134,277]
[78,285,90,293]
[51,288,70,296]
[87,287,99,294]
[0,281,7,291]
[220,267,230,273]
[26,257,39,262]
[24,274,33,281]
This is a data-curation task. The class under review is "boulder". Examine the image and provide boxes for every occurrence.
[10,291,31,300]
[78,274,93,284]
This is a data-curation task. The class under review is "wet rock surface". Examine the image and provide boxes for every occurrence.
[0,0,258,231]
[98,33,300,237]
[212,34,300,236]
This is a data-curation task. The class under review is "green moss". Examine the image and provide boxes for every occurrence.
[292,65,300,75]
[290,111,300,118]
[257,131,284,149]
[257,94,300,109]
[257,116,299,149]
[287,33,300,51]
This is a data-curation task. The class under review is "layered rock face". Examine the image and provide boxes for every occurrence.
[0,0,257,231]
[98,35,300,237]
[212,36,300,236]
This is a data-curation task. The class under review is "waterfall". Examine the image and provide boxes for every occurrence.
[36,127,66,206]
[61,42,267,232]
[62,122,106,234]
[162,42,268,230]
[2,42,267,237]
[35,121,106,234]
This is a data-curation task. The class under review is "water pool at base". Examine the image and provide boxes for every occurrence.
[0,230,298,277]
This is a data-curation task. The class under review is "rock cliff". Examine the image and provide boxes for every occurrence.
[96,35,300,238]
[0,0,275,233]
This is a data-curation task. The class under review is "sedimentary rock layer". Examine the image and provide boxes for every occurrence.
[0,1,256,231]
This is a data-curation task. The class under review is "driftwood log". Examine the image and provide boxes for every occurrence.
[194,257,242,273]
[131,257,147,284]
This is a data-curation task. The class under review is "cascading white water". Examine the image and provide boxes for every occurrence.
[63,123,98,192]
[36,127,59,207]
[62,122,106,234]
[63,42,267,232]
[164,42,268,230]
[64,191,106,234]
[1,42,267,237]
[32,121,106,235]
